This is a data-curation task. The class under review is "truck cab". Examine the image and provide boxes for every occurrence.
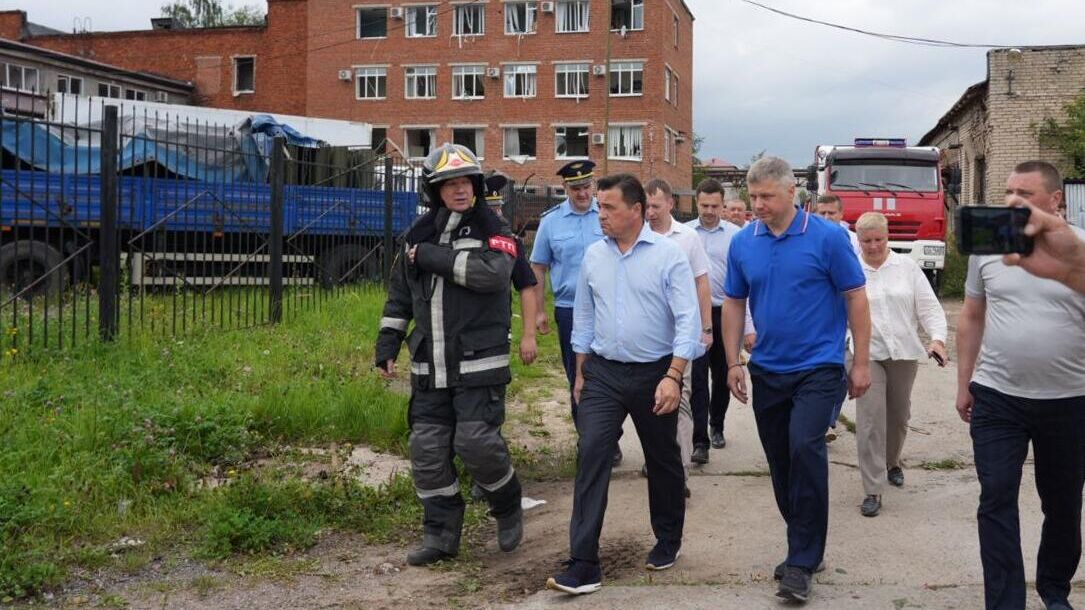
[812,139,947,288]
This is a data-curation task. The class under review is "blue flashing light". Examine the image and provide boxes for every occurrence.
[854,138,907,148]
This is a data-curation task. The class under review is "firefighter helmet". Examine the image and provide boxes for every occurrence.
[421,143,485,207]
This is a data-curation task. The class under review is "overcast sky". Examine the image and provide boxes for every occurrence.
[8,0,1085,166]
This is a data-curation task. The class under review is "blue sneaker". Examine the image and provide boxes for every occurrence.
[546,559,602,595]
[645,540,681,571]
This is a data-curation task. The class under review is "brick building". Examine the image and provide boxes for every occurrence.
[920,45,1085,210]
[6,0,695,205]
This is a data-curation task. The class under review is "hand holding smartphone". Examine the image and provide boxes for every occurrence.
[956,206,1034,255]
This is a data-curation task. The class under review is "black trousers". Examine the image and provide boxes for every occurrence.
[554,306,578,415]
[692,306,729,448]
[409,384,522,554]
[568,355,685,564]
[970,382,1085,609]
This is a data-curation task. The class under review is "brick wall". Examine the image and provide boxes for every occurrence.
[22,0,307,114]
[0,11,26,40]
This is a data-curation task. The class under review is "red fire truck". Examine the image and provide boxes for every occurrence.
[808,138,947,289]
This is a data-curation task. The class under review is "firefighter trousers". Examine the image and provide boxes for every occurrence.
[409,383,522,554]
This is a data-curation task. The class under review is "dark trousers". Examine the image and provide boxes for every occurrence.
[569,355,685,564]
[554,306,578,415]
[409,384,522,554]
[969,382,1085,609]
[749,363,847,571]
[692,305,729,448]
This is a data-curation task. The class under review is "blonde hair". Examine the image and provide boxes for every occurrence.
[856,211,888,234]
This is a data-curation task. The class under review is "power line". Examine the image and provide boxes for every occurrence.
[736,0,1013,49]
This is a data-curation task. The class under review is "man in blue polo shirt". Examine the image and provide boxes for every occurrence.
[722,156,872,604]
[531,161,604,416]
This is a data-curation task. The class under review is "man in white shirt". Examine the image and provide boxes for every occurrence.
[957,160,1085,610]
[725,199,749,228]
[646,179,713,490]
[816,194,861,256]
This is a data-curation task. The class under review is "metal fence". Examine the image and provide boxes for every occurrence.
[1,93,419,358]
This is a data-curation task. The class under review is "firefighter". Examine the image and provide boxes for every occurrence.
[375,143,523,566]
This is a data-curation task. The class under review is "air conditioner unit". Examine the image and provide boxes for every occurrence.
[675,133,687,144]
[591,133,606,145]
[155,91,169,103]
[592,64,607,76]
[389,7,404,19]
[486,67,501,78]
[540,2,555,13]
[338,69,353,81]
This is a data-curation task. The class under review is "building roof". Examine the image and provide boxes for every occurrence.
[700,157,737,169]
[917,80,988,146]
[25,21,63,37]
[0,37,193,90]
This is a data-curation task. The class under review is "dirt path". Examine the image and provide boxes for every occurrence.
[62,299,1085,609]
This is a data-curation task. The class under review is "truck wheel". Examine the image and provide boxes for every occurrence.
[317,243,381,288]
[0,240,70,299]
[924,269,941,295]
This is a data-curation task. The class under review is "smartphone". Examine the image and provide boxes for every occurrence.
[929,351,945,367]
[956,206,1033,255]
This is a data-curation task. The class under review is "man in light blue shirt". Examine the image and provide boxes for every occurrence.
[546,174,702,596]
[530,160,604,418]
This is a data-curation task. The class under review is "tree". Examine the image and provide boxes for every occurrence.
[1036,90,1085,178]
[690,132,707,189]
[161,0,265,28]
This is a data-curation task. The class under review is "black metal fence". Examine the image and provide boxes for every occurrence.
[1,94,419,359]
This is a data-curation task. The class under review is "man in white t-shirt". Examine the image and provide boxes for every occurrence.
[645,179,712,494]
[956,160,1085,610]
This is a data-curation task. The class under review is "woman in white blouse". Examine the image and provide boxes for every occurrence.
[854,212,948,517]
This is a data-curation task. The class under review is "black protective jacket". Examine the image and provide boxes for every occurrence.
[376,205,516,390]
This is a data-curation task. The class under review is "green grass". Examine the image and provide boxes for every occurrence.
[920,458,968,471]
[0,289,416,599]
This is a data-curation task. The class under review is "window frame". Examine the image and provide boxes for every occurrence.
[355,66,388,100]
[404,65,438,100]
[454,4,486,36]
[452,64,486,100]
[124,88,147,101]
[554,125,591,159]
[503,63,538,99]
[608,61,644,97]
[356,7,389,39]
[554,62,589,99]
[503,126,538,160]
[57,74,84,95]
[404,126,438,160]
[664,66,672,102]
[3,63,39,94]
[232,55,256,94]
[97,83,122,99]
[452,126,486,159]
[607,124,644,161]
[405,5,438,38]
[610,0,644,32]
[555,0,590,33]
[505,1,538,35]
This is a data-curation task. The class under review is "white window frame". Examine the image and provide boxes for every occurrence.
[3,63,39,94]
[673,14,680,47]
[664,66,672,102]
[503,126,538,160]
[405,5,438,38]
[663,127,673,164]
[554,125,591,159]
[607,124,643,161]
[452,64,486,100]
[355,66,387,100]
[554,62,589,98]
[124,88,147,101]
[57,74,83,95]
[97,83,122,99]
[452,126,486,159]
[555,0,590,33]
[503,63,537,98]
[404,65,438,100]
[610,0,644,32]
[505,1,538,35]
[454,4,486,36]
[232,55,255,94]
[404,126,438,160]
[357,7,389,39]
[609,61,643,97]
[672,72,679,106]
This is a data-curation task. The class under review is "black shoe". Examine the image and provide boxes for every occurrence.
[546,559,602,595]
[776,566,812,603]
[887,467,904,487]
[1044,601,1073,610]
[774,560,825,581]
[407,547,456,566]
[685,485,691,499]
[645,540,681,571]
[611,447,623,468]
[860,494,881,517]
[691,445,709,464]
[497,507,523,552]
[710,429,726,449]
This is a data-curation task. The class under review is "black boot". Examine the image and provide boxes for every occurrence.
[497,506,523,552]
[407,546,457,566]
